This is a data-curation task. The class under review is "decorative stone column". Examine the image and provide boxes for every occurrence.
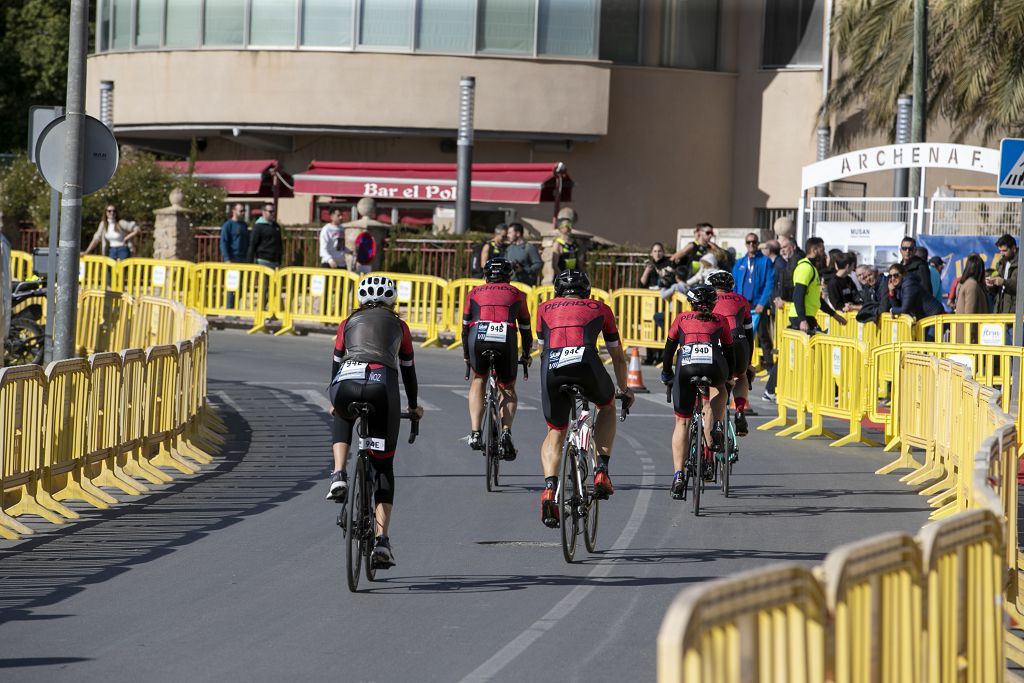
[153,188,194,261]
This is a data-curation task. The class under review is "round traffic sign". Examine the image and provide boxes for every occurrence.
[34,114,119,195]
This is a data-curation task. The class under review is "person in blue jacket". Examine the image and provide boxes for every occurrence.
[220,203,250,309]
[731,231,774,328]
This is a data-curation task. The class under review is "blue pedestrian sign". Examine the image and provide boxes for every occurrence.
[998,138,1024,197]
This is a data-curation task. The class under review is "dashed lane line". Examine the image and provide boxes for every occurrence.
[458,433,654,682]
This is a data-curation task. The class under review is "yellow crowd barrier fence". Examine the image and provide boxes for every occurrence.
[0,287,220,540]
[193,262,276,333]
[759,330,811,437]
[273,267,358,337]
[611,288,681,351]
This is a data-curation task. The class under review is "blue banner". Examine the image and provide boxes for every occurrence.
[917,234,1000,307]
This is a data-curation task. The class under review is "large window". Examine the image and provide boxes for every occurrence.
[111,0,131,50]
[95,0,610,60]
[762,0,824,68]
[416,0,475,53]
[204,0,246,46]
[662,0,718,71]
[478,0,535,54]
[251,0,297,46]
[359,0,412,48]
[538,0,597,57]
[135,0,162,48]
[302,0,354,47]
[166,0,202,47]
[599,0,642,64]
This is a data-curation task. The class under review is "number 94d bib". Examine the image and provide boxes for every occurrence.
[679,343,713,366]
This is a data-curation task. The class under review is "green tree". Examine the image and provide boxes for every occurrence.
[0,0,76,153]
[827,0,1024,145]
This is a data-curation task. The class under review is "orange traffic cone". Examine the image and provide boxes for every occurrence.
[626,347,649,393]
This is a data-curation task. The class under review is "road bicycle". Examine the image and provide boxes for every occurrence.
[466,351,528,492]
[338,403,418,593]
[557,385,629,563]
[715,397,738,498]
[668,376,714,516]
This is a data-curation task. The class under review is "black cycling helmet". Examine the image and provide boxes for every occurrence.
[484,257,514,283]
[686,285,717,312]
[706,270,734,291]
[554,269,591,298]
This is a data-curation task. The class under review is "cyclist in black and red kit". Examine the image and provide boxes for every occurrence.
[536,270,634,528]
[661,285,737,497]
[707,270,754,437]
[463,258,533,458]
[326,275,424,569]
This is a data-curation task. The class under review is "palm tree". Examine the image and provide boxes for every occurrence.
[827,0,1024,147]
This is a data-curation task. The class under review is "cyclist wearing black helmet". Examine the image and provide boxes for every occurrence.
[535,269,634,529]
[706,270,754,437]
[661,285,737,495]
[462,258,533,458]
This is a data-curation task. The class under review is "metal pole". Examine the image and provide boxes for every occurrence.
[1013,201,1024,402]
[454,76,475,236]
[53,0,88,361]
[909,0,927,197]
[894,95,912,197]
[44,189,59,362]
[99,80,114,129]
[815,126,830,197]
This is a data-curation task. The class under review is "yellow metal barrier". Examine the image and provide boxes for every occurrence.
[84,352,147,496]
[916,313,1014,345]
[193,262,275,333]
[77,289,133,355]
[920,509,1005,683]
[611,288,681,351]
[121,347,171,485]
[80,255,117,290]
[0,365,51,536]
[10,249,32,281]
[129,296,183,349]
[822,533,924,683]
[759,330,811,436]
[441,278,534,350]
[372,271,448,347]
[143,345,197,475]
[273,267,358,336]
[793,335,875,447]
[656,564,827,683]
[117,258,195,305]
[45,358,117,511]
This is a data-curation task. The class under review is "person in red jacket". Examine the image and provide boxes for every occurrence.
[462,258,533,459]
[707,270,754,437]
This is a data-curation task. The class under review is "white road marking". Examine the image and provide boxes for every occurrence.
[296,389,331,412]
[459,433,654,682]
[213,391,245,416]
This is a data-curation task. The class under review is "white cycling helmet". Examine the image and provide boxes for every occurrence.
[357,275,397,307]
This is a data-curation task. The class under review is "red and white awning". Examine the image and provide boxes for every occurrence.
[157,159,292,197]
[293,162,572,205]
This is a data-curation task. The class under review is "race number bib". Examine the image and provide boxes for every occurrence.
[333,360,367,384]
[679,343,713,366]
[549,346,586,369]
[359,437,386,451]
[477,321,507,342]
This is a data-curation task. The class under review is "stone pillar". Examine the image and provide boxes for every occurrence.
[152,188,194,261]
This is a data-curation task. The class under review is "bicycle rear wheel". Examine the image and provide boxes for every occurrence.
[559,444,579,563]
[346,457,366,592]
[721,418,734,497]
[483,396,498,492]
[583,452,599,553]
[691,410,703,517]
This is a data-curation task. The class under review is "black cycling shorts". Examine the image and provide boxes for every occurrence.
[329,364,401,458]
[672,345,728,419]
[467,322,518,387]
[541,346,614,430]
[731,335,751,375]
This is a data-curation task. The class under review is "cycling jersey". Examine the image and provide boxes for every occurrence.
[663,312,734,419]
[712,291,752,339]
[334,306,414,371]
[554,237,580,272]
[462,282,532,386]
[537,297,619,430]
[536,298,619,349]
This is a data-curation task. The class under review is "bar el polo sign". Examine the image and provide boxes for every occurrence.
[360,181,457,200]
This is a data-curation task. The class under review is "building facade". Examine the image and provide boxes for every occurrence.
[87,0,841,245]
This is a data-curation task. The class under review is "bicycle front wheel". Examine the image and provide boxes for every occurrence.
[483,398,498,492]
[346,457,366,592]
[560,445,579,563]
[721,419,734,497]
[583,452,599,553]
[691,411,703,517]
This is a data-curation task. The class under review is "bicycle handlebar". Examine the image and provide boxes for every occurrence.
[615,392,631,422]
[400,412,420,444]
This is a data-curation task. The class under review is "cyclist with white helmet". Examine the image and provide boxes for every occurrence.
[326,275,424,569]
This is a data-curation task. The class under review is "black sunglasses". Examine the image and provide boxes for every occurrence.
[900,245,913,251]
[745,240,759,245]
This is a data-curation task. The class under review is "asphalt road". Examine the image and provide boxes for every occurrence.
[0,328,932,681]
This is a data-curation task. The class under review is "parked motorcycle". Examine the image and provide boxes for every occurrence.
[5,279,46,366]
